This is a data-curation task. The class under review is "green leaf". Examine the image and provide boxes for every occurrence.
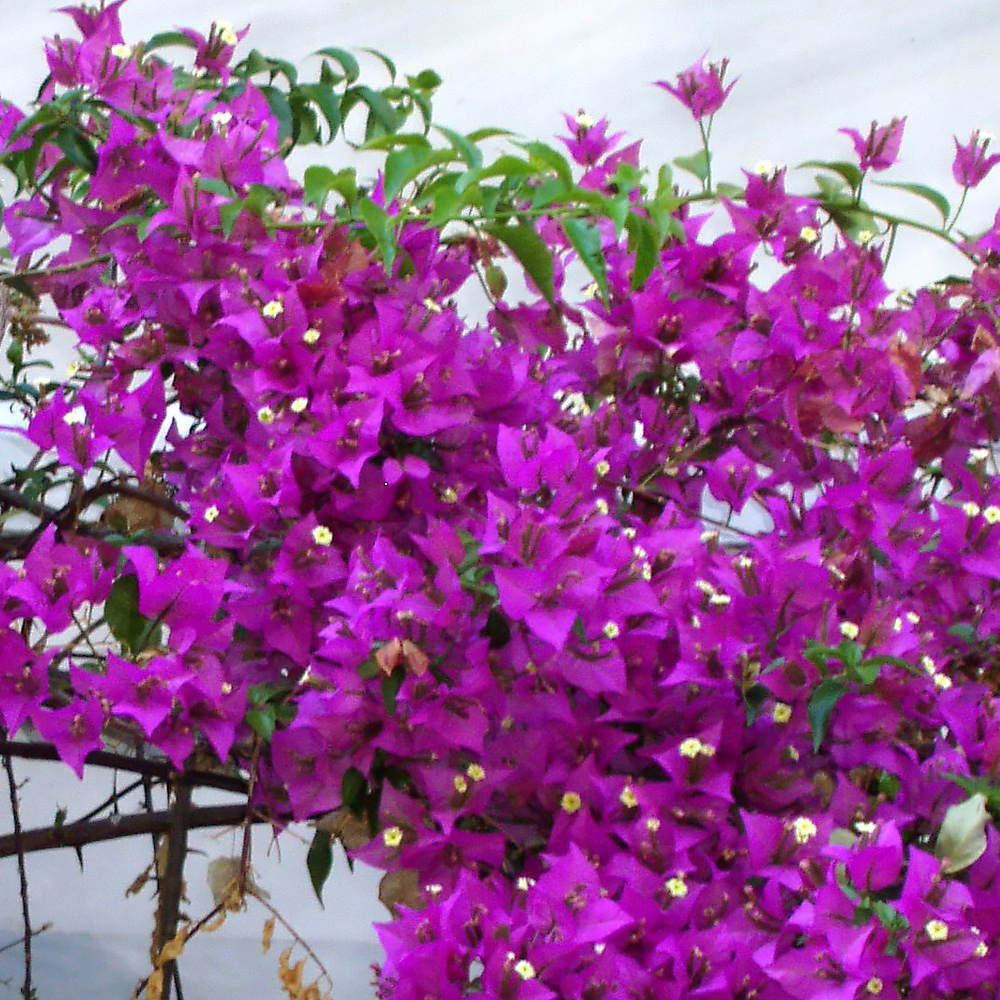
[562,216,608,305]
[358,197,397,271]
[381,670,404,715]
[948,622,977,645]
[342,767,366,810]
[518,141,573,187]
[434,126,483,170]
[260,86,294,148]
[875,180,951,224]
[625,211,659,290]
[352,85,399,138]
[361,47,397,82]
[851,660,880,686]
[313,47,360,84]
[799,159,863,192]
[742,682,770,725]
[410,69,442,91]
[105,574,155,656]
[808,678,847,752]
[295,83,342,142]
[383,142,433,201]
[54,126,97,174]
[144,31,199,53]
[483,219,555,304]
[217,199,243,239]
[715,181,745,200]
[306,830,334,907]
[245,708,276,742]
[673,150,710,183]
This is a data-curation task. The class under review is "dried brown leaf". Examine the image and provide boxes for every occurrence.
[262,916,276,954]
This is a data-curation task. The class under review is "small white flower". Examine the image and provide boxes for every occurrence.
[792,816,818,845]
[62,405,87,425]
[695,579,716,595]
[290,396,309,413]
[574,111,596,129]
[382,826,403,848]
[772,703,792,724]
[257,406,276,425]
[921,655,936,674]
[665,873,688,898]
[976,941,989,958]
[561,791,583,814]
[423,297,442,314]
[516,876,534,891]
[595,498,610,515]
[210,110,233,129]
[925,919,948,942]
[453,775,468,794]
[709,592,731,606]
[513,959,536,980]
[753,160,774,176]
[466,764,485,782]
[303,328,321,344]
[933,673,952,690]
[424,883,443,897]
[970,447,991,462]
[261,299,284,319]
[216,20,239,46]
[679,737,704,759]
[799,225,819,244]
[962,501,982,518]
[110,43,132,60]
[311,525,333,547]
[619,784,638,808]
[857,229,875,246]
[646,817,661,832]
[595,460,611,477]
[204,504,220,523]
[602,621,620,640]
[839,621,860,640]
[854,820,877,835]
[984,505,1000,524]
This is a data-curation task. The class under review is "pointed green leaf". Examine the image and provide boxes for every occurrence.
[874,180,951,224]
[799,159,863,192]
[144,31,198,53]
[296,83,342,142]
[342,767,366,810]
[483,219,555,304]
[312,47,360,84]
[808,678,848,752]
[352,85,399,137]
[381,670,404,715]
[361,47,397,82]
[55,126,97,174]
[625,211,659,290]
[673,149,710,183]
[562,216,608,304]
[306,830,334,906]
[384,141,433,201]
[260,86,294,148]
[434,126,483,170]
[358,196,396,271]
[517,141,573,187]
[105,574,153,655]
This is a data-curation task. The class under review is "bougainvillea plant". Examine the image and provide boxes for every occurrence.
[3,5,1000,999]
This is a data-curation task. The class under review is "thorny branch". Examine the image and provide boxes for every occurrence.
[3,748,34,1000]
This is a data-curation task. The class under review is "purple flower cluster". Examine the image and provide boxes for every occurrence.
[4,6,1000,999]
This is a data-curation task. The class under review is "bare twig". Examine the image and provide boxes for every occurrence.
[3,750,34,999]
[0,924,51,957]
[0,802,269,858]
[0,740,250,795]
